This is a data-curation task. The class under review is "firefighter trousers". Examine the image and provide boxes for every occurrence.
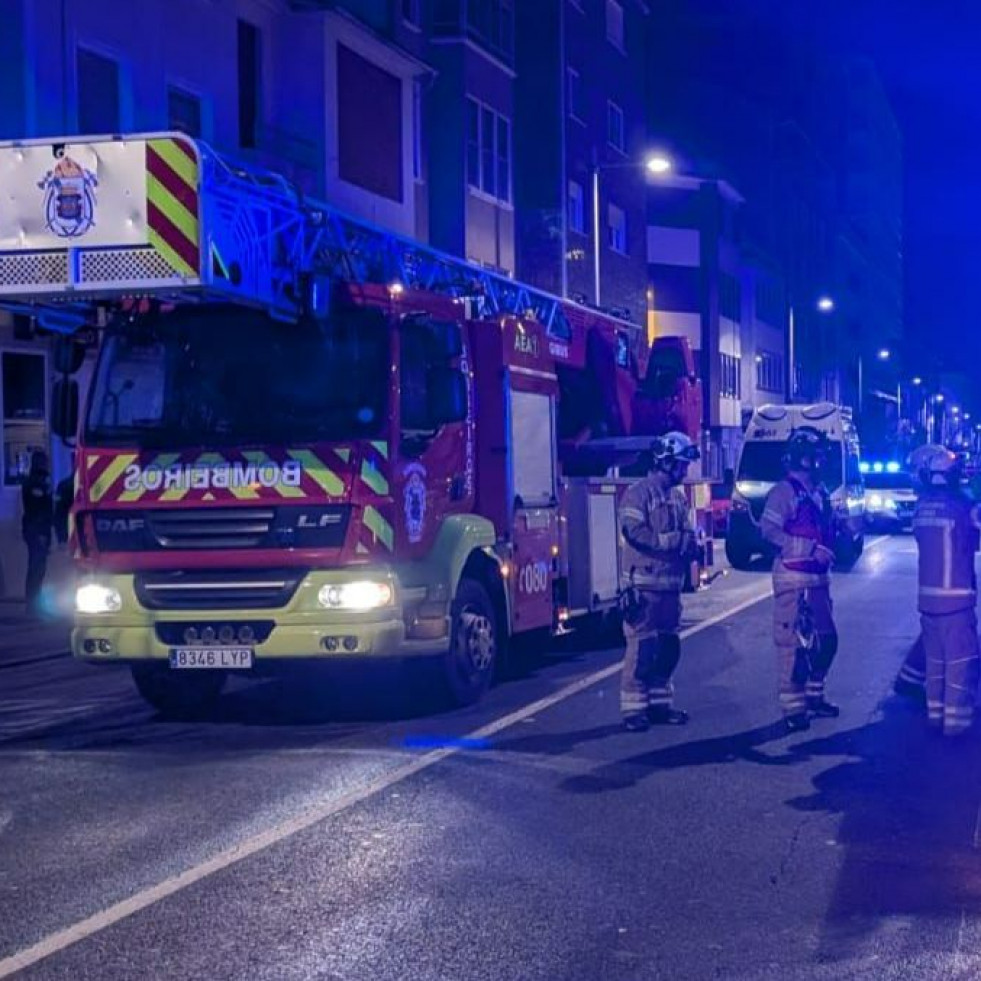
[773,585,837,718]
[896,634,927,692]
[620,589,682,717]
[921,609,980,736]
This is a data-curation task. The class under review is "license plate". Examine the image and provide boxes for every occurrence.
[169,647,253,670]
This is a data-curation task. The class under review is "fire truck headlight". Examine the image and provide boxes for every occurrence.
[76,583,122,615]
[318,581,394,611]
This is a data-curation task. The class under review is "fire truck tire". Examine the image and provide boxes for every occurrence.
[130,664,226,719]
[724,537,754,570]
[443,578,499,706]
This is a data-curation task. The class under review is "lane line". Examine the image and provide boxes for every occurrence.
[0,539,897,976]
[0,651,70,672]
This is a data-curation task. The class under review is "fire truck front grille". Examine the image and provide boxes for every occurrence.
[135,570,304,610]
[146,509,276,549]
[0,252,69,288]
[80,248,184,285]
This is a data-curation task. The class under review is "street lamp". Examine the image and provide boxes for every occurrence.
[592,152,674,306]
[788,294,835,402]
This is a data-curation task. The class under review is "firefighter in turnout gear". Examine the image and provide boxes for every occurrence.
[618,431,701,732]
[760,427,839,733]
[910,444,981,736]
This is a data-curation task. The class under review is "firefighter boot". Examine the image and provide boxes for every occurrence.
[785,712,811,733]
[647,706,690,726]
[806,697,840,718]
[623,713,651,733]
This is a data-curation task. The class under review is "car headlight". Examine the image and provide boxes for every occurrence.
[869,494,884,509]
[76,583,122,614]
[318,580,394,611]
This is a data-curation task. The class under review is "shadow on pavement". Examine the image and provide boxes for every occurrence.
[782,697,981,965]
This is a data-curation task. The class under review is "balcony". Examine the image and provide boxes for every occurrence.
[434,0,514,67]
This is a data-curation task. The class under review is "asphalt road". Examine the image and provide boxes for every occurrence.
[2,536,980,980]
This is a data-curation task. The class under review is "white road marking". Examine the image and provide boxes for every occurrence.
[0,540,900,976]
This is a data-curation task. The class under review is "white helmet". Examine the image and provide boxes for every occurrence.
[651,431,700,468]
[909,444,961,487]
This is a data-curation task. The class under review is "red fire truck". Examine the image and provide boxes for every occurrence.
[0,133,712,715]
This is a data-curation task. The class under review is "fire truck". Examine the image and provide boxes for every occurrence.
[0,133,712,715]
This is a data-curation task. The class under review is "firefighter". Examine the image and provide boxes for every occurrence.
[760,427,839,733]
[910,444,981,736]
[618,431,701,732]
[894,634,927,705]
[21,450,53,616]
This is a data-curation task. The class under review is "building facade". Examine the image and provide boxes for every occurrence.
[514,0,650,322]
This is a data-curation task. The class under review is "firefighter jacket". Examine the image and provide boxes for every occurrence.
[913,488,981,615]
[760,477,834,593]
[21,471,53,541]
[619,476,695,592]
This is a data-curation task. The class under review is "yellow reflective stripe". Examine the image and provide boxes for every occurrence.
[360,459,389,497]
[288,449,343,497]
[150,138,198,188]
[370,441,389,459]
[334,447,351,464]
[118,452,180,503]
[363,505,394,551]
[243,451,304,499]
[89,454,138,503]
[148,227,196,278]
[147,172,197,242]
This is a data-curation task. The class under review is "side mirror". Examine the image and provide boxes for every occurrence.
[428,367,467,425]
[52,378,79,440]
[53,335,86,375]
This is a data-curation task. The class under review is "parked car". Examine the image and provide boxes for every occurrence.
[862,461,916,531]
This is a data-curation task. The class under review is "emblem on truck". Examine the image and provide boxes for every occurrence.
[38,154,99,238]
[403,463,427,544]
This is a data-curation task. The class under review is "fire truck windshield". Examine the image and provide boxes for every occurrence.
[84,306,389,447]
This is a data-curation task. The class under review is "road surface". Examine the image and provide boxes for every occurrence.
[1,535,979,980]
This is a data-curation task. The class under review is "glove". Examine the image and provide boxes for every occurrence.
[813,544,835,568]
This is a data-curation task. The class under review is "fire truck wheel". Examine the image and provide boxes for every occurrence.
[724,537,753,570]
[130,665,226,720]
[443,578,499,706]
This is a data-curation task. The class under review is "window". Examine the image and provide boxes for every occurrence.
[3,352,47,486]
[607,100,625,152]
[402,0,421,27]
[412,79,423,180]
[606,0,624,50]
[510,390,556,507]
[755,351,784,393]
[720,273,742,322]
[77,48,120,133]
[567,67,582,122]
[463,0,514,65]
[719,353,742,399]
[466,97,511,204]
[338,45,403,202]
[568,181,585,234]
[608,203,627,254]
[237,19,261,148]
[755,279,784,326]
[167,86,202,138]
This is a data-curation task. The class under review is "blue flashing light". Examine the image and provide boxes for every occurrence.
[872,462,884,472]
[401,735,491,751]
[885,462,901,473]
[859,462,870,473]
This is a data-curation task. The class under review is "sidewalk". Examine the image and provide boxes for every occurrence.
[0,549,75,666]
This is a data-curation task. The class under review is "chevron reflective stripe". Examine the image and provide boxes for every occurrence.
[371,441,389,459]
[288,449,344,497]
[146,138,200,278]
[362,505,394,551]
[243,451,304,499]
[89,453,138,503]
[360,458,389,496]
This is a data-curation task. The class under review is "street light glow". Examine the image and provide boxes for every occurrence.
[935,394,945,403]
[645,153,673,175]
[877,348,891,360]
[816,296,835,313]
[912,376,922,386]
